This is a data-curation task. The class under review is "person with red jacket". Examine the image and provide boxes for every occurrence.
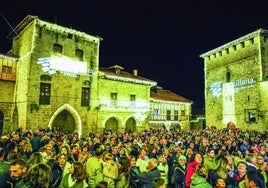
[185,152,203,188]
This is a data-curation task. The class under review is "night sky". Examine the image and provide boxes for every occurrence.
[1,0,268,113]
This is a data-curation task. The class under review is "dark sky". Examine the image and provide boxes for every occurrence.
[1,0,268,110]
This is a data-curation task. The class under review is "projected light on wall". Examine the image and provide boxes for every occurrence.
[37,56,93,77]
[210,82,222,97]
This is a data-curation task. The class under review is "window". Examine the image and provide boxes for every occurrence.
[174,110,178,120]
[53,43,63,55]
[2,66,12,74]
[233,45,236,51]
[225,49,229,54]
[110,93,117,107]
[130,94,136,108]
[39,83,51,105]
[226,72,231,83]
[166,110,171,120]
[81,87,90,106]
[245,109,258,123]
[76,49,83,61]
[40,75,52,81]
[154,109,159,119]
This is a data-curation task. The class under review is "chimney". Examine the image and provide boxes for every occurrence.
[133,69,138,76]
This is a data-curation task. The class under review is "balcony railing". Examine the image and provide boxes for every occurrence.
[99,99,149,110]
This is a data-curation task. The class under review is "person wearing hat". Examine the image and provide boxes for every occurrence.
[170,155,187,188]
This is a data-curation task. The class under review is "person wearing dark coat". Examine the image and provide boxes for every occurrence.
[0,147,10,187]
[136,158,161,188]
[30,133,41,152]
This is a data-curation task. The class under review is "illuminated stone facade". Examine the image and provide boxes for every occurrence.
[149,86,192,130]
[200,29,268,131]
[0,54,18,131]
[0,15,192,135]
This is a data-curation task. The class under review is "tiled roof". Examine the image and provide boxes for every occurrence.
[150,89,192,103]
[99,66,156,83]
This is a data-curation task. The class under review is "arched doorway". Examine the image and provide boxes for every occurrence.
[0,111,4,133]
[125,117,136,133]
[105,117,118,133]
[48,104,82,137]
[52,110,75,133]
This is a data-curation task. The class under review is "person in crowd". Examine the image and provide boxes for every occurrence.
[214,178,226,188]
[153,177,166,188]
[86,147,104,188]
[101,151,115,168]
[225,154,235,176]
[96,160,118,188]
[111,145,120,164]
[185,148,193,162]
[129,155,141,188]
[157,154,169,186]
[255,154,268,186]
[27,152,44,168]
[203,148,217,171]
[6,150,19,163]
[116,156,130,188]
[7,158,28,187]
[59,161,88,188]
[0,147,10,187]
[136,158,161,188]
[162,147,175,187]
[104,143,112,153]
[41,143,55,162]
[58,144,73,163]
[118,147,129,158]
[245,153,265,187]
[78,143,91,166]
[70,143,80,162]
[234,160,248,188]
[46,158,63,188]
[185,152,203,188]
[245,171,266,188]
[58,153,71,177]
[15,163,51,188]
[170,154,187,188]
[30,133,41,152]
[5,141,19,160]
[190,164,212,188]
[208,156,235,188]
[136,148,149,173]
[19,142,33,160]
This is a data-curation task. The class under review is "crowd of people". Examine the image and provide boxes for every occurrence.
[0,125,267,188]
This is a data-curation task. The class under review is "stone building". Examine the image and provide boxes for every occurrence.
[200,29,268,131]
[0,15,192,135]
[0,54,18,131]
[149,86,192,130]
[97,65,157,133]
